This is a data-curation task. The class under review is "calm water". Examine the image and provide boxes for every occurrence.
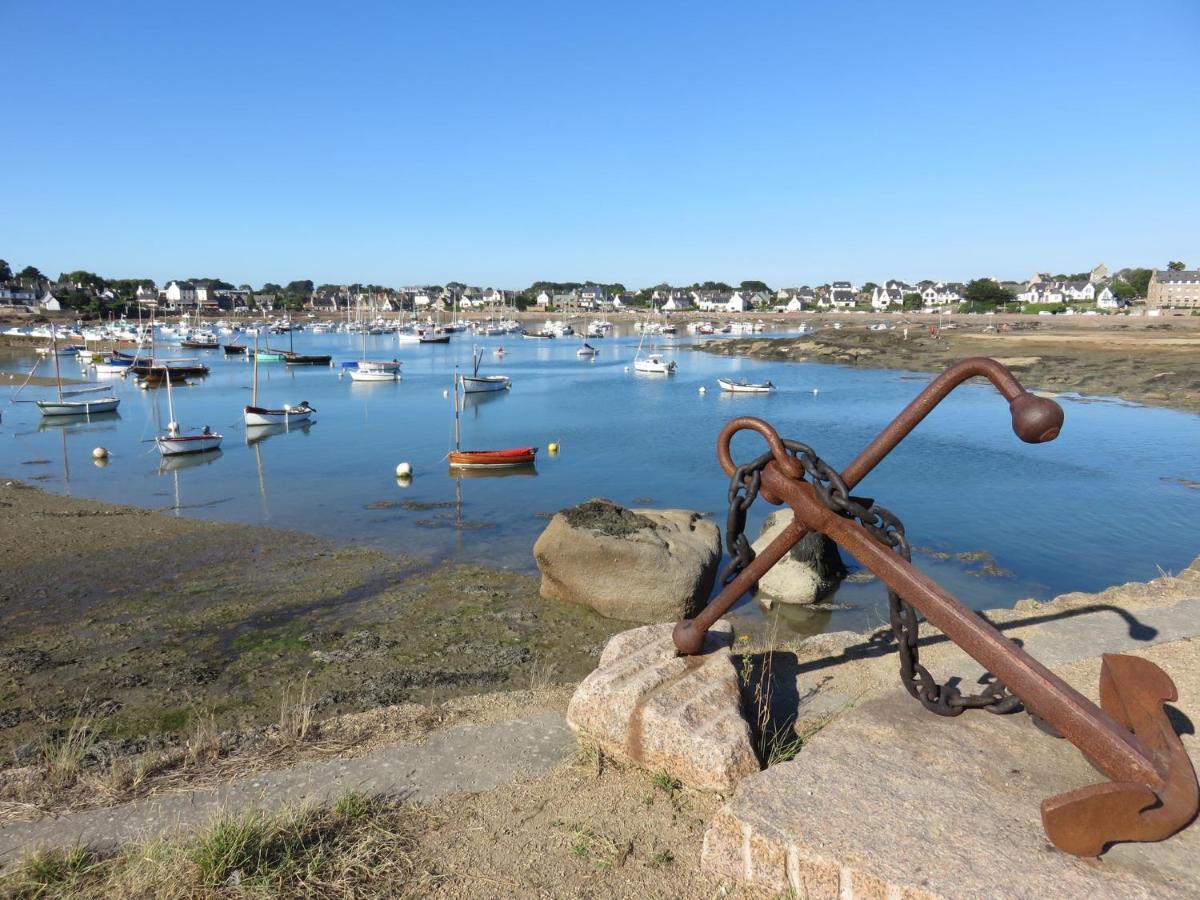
[3,327,1197,638]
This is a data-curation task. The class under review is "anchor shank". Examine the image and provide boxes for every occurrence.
[840,357,1053,488]
[769,467,1162,789]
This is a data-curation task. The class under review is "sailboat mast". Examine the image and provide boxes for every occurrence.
[453,368,461,451]
[252,329,260,407]
[50,323,63,402]
[164,368,176,427]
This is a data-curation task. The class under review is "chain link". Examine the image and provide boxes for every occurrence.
[721,438,1021,717]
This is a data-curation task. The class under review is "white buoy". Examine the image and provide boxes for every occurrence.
[92,447,108,460]
[811,388,819,396]
[698,386,706,394]
[623,365,629,372]
[442,389,449,398]
[395,462,413,477]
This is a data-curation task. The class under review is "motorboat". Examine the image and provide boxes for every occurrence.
[634,353,676,374]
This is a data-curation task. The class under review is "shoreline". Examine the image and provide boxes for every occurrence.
[691,318,1200,413]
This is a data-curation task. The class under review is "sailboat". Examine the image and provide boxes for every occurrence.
[155,369,222,455]
[447,369,536,469]
[279,313,331,365]
[633,319,676,374]
[349,313,401,381]
[34,325,121,416]
[458,346,510,393]
[244,331,316,425]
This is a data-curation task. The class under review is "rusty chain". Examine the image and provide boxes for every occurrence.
[721,438,1022,717]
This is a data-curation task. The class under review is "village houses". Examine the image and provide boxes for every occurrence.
[1147,269,1200,310]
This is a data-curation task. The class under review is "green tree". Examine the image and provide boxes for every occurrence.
[902,292,923,310]
[0,260,11,281]
[963,279,1013,307]
[261,282,282,293]
[284,279,314,296]
[739,280,770,293]
[18,265,44,287]
[1167,261,1186,271]
[1125,268,1153,297]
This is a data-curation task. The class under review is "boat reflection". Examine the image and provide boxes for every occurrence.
[157,448,224,473]
[448,463,537,479]
[460,389,508,415]
[36,411,122,431]
[245,419,315,445]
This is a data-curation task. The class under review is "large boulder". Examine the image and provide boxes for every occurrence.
[533,498,720,623]
[751,509,846,607]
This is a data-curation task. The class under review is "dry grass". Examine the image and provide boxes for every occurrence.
[39,706,99,791]
[278,673,317,744]
[0,793,431,899]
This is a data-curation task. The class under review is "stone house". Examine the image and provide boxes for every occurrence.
[1147,269,1200,310]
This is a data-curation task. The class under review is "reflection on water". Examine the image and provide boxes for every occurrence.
[449,464,537,479]
[245,420,316,445]
[36,411,122,431]
[157,448,224,473]
[2,325,1198,636]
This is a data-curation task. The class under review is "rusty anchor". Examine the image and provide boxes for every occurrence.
[673,357,1197,857]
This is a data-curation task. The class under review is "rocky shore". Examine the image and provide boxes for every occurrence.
[693,317,1200,412]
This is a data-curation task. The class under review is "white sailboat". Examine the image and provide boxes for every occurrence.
[155,369,222,455]
[350,312,401,381]
[458,346,510,393]
[244,331,316,425]
[34,325,121,416]
[633,321,676,374]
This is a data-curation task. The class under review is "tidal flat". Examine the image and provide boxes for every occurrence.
[0,480,625,767]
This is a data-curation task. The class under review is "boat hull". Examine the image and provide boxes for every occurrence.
[349,369,398,382]
[459,375,509,393]
[448,447,537,468]
[717,378,773,393]
[156,434,223,456]
[37,398,120,416]
[244,405,315,426]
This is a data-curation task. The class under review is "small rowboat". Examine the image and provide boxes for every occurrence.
[717,377,774,393]
[244,402,315,427]
[448,447,537,468]
[156,431,223,456]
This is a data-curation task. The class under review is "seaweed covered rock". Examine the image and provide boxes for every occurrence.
[533,498,720,623]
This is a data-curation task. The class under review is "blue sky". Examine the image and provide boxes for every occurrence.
[3,1,1198,289]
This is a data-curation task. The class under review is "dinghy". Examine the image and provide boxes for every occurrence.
[717,377,774,394]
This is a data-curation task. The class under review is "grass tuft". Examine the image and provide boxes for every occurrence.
[278,672,316,744]
[0,792,428,899]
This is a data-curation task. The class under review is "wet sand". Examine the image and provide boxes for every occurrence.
[0,480,625,765]
[694,317,1200,412]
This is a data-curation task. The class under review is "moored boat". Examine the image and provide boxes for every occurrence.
[244,402,316,426]
[717,377,774,393]
[448,447,537,468]
[633,353,676,374]
[458,347,509,393]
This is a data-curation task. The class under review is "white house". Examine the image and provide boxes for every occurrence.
[164,280,198,307]
[726,292,748,313]
[921,282,962,307]
[39,291,61,311]
[662,293,693,311]
[1096,286,1125,310]
[1062,281,1095,302]
[784,297,808,312]
[535,290,552,307]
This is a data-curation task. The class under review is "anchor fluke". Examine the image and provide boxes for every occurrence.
[1041,654,1198,857]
